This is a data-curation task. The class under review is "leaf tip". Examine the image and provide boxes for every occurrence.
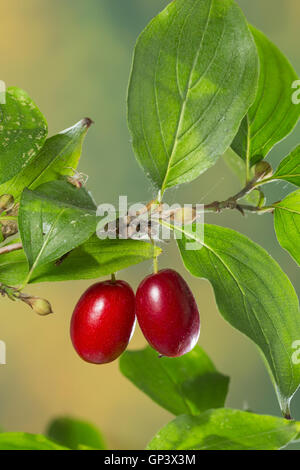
[82,117,94,129]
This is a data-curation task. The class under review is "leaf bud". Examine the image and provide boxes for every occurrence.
[0,194,14,213]
[1,220,18,239]
[171,207,196,225]
[21,295,53,316]
[254,161,273,180]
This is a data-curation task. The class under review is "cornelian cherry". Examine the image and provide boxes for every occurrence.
[136,269,200,357]
[70,280,136,364]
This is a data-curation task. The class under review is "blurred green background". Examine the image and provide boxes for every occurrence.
[0,0,299,449]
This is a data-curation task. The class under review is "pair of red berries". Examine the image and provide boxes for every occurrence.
[70,269,200,364]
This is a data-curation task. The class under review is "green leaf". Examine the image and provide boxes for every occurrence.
[0,118,92,201]
[147,409,300,450]
[272,145,300,187]
[0,237,161,285]
[120,345,229,416]
[33,237,161,283]
[46,416,106,450]
[175,223,300,411]
[77,444,99,450]
[232,26,299,166]
[19,180,97,279]
[0,87,48,184]
[274,190,300,265]
[0,239,26,285]
[32,236,161,283]
[128,0,258,192]
[0,433,67,450]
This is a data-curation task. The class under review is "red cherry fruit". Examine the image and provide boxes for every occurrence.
[136,269,200,357]
[70,280,136,364]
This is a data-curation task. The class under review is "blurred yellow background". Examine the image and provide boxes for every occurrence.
[0,0,299,449]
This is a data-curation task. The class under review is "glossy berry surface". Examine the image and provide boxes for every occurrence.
[70,280,136,364]
[136,269,200,357]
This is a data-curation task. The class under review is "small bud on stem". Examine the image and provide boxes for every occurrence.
[170,207,197,225]
[254,161,273,180]
[0,283,53,315]
[0,194,15,214]
[6,203,19,217]
[20,295,53,316]
[1,220,18,240]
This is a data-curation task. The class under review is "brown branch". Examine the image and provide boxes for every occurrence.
[105,174,273,240]
[0,242,23,256]
[202,176,268,215]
